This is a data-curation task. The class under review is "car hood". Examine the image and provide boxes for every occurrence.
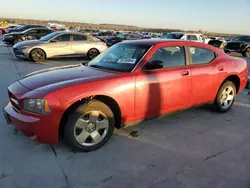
[4,32,21,37]
[19,64,117,90]
[227,41,246,44]
[14,40,45,48]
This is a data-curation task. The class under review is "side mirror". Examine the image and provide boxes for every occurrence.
[50,39,57,43]
[144,60,164,70]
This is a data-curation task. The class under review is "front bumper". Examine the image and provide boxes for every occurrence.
[247,75,250,89]
[13,48,29,58]
[3,102,60,144]
[3,38,14,44]
[224,48,244,53]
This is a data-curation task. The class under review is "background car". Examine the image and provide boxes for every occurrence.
[13,31,108,62]
[7,24,48,33]
[224,35,250,57]
[4,40,248,152]
[208,37,227,49]
[0,27,7,34]
[6,25,18,33]
[3,28,54,45]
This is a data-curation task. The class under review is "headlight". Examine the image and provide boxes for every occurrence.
[5,35,13,38]
[240,44,247,49]
[23,99,51,114]
[20,46,28,49]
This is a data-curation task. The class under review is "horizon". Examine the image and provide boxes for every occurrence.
[1,0,250,35]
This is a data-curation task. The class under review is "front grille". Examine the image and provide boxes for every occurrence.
[8,91,20,112]
[226,43,241,50]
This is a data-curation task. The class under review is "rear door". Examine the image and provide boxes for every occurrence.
[188,46,219,105]
[24,29,39,40]
[71,34,91,55]
[37,29,52,39]
[46,34,72,57]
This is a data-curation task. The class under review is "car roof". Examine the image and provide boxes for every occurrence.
[54,31,88,35]
[121,39,188,45]
[120,39,223,54]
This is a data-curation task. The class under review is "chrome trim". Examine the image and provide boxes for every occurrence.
[12,105,20,113]
[131,45,154,72]
[10,98,19,105]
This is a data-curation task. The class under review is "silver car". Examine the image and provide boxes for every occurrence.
[13,31,108,62]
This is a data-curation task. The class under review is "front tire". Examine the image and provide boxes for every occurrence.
[64,100,115,152]
[213,81,236,112]
[243,48,250,57]
[30,49,46,62]
[87,48,100,60]
[13,38,23,45]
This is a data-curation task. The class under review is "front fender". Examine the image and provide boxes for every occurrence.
[59,90,114,110]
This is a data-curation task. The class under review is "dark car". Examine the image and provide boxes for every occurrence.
[7,24,47,33]
[224,35,250,57]
[3,28,54,45]
[105,36,124,46]
[6,26,18,33]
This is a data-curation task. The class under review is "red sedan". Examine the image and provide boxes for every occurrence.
[4,39,248,152]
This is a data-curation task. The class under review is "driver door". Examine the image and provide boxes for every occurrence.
[24,29,38,40]
[46,34,72,57]
[135,45,191,120]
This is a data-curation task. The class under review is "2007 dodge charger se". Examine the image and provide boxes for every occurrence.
[4,39,248,152]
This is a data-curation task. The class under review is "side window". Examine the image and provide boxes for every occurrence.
[53,34,71,42]
[149,46,186,68]
[40,29,51,34]
[190,47,216,65]
[29,29,38,34]
[72,34,87,41]
[187,35,198,41]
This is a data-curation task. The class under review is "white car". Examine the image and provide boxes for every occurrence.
[165,32,212,44]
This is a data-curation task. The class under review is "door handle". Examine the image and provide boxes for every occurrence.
[218,67,224,71]
[181,71,189,76]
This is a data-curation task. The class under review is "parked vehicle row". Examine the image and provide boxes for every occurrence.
[2,24,250,64]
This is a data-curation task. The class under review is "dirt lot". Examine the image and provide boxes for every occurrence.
[0,37,250,188]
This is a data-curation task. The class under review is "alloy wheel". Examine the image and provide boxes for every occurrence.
[88,49,99,59]
[246,48,250,57]
[220,85,235,109]
[73,110,109,146]
[31,50,45,61]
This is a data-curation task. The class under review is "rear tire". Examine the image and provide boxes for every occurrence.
[13,38,23,45]
[64,100,115,152]
[30,49,46,62]
[87,48,100,60]
[243,47,250,57]
[213,81,236,113]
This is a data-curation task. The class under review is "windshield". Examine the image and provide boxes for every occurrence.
[233,36,250,42]
[165,33,184,39]
[87,43,151,72]
[40,32,59,41]
[21,28,33,34]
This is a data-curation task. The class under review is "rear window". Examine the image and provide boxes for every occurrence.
[72,34,87,41]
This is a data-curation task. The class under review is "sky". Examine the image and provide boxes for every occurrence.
[1,0,250,34]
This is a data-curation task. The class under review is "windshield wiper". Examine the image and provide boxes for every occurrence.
[82,62,88,66]
[88,64,103,69]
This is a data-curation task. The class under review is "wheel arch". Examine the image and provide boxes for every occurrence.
[29,48,47,59]
[58,95,122,138]
[221,74,240,93]
[87,48,100,54]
